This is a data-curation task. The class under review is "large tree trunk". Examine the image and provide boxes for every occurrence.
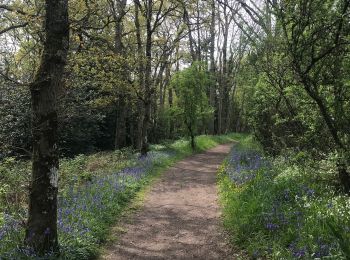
[25,0,69,254]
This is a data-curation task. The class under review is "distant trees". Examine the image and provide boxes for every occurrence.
[25,0,69,254]
[1,0,247,159]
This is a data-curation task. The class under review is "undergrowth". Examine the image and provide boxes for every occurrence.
[0,133,237,259]
[218,137,350,259]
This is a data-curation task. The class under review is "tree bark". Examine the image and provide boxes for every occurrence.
[112,0,127,149]
[134,1,144,150]
[182,4,197,62]
[115,97,127,149]
[221,0,230,134]
[140,0,153,156]
[217,51,223,134]
[195,0,202,61]
[209,0,216,135]
[25,0,69,254]
[187,124,195,150]
[168,85,174,138]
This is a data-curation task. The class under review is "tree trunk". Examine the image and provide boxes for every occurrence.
[187,124,195,150]
[140,0,153,156]
[115,97,127,149]
[161,63,171,110]
[183,5,197,62]
[136,101,144,150]
[158,70,164,111]
[25,0,69,254]
[221,1,230,134]
[168,85,174,138]
[195,0,202,61]
[191,134,195,150]
[225,84,235,132]
[209,0,216,134]
[337,159,350,194]
[134,1,144,150]
[112,0,127,150]
[217,52,223,134]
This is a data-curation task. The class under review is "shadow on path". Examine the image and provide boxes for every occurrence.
[101,143,235,260]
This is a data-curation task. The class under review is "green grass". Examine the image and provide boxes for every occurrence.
[152,133,244,152]
[0,133,237,259]
[218,136,350,259]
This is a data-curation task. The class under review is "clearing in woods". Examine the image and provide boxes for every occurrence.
[101,143,237,260]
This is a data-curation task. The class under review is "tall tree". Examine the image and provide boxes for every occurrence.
[109,0,128,149]
[208,0,216,134]
[25,0,69,254]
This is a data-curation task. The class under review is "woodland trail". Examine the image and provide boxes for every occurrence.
[101,143,236,260]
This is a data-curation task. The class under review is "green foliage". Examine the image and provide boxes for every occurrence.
[0,134,234,259]
[171,62,214,147]
[0,81,31,157]
[0,157,30,215]
[232,0,350,165]
[219,139,350,259]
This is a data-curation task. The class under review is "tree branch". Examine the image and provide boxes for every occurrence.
[0,22,29,35]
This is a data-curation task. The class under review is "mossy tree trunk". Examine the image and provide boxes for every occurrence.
[25,0,69,254]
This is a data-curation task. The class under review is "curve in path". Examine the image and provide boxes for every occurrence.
[101,143,234,260]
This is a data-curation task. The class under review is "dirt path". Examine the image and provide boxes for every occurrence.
[101,143,234,260]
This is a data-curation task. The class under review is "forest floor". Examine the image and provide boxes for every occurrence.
[100,143,240,260]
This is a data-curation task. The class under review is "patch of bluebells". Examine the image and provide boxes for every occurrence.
[313,238,332,258]
[224,147,338,259]
[3,246,56,260]
[263,185,336,258]
[288,241,307,258]
[0,213,21,241]
[286,237,334,259]
[0,150,175,259]
[263,185,316,232]
[263,203,304,233]
[225,148,269,185]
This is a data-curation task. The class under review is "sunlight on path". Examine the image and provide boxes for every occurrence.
[101,144,236,260]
